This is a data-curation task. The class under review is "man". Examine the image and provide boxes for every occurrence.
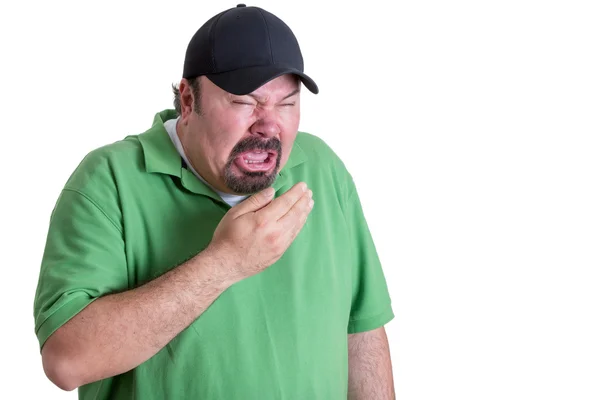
[33,4,395,399]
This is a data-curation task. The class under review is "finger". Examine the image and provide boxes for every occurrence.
[283,194,314,244]
[229,187,275,219]
[278,189,313,232]
[258,182,308,221]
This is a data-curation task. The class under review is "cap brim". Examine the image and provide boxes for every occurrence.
[205,65,319,95]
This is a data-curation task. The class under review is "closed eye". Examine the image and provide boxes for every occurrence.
[232,101,255,106]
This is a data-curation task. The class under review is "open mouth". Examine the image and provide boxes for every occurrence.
[233,150,278,173]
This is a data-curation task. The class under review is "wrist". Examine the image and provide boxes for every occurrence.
[195,244,240,290]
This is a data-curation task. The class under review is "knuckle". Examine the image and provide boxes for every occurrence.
[287,207,298,219]
[304,205,312,217]
[284,197,294,210]
[266,231,280,246]
[255,216,269,229]
[250,196,262,207]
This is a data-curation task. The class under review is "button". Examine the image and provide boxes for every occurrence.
[237,3,246,7]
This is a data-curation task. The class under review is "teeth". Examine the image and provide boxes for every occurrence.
[244,160,264,164]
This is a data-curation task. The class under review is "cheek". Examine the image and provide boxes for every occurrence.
[206,117,246,155]
[282,114,300,140]
[280,111,300,149]
[280,130,298,160]
[231,113,252,129]
[283,108,301,126]
[217,137,242,162]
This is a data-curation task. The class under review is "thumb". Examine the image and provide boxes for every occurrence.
[230,187,275,218]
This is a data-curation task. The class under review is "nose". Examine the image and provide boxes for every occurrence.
[250,112,281,139]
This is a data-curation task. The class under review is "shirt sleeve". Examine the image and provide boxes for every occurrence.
[33,188,128,350]
[345,184,394,334]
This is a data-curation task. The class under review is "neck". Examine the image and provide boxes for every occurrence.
[175,118,239,196]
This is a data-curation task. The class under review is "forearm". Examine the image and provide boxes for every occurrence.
[347,327,395,400]
[42,248,233,390]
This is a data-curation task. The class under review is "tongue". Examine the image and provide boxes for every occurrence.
[240,151,269,162]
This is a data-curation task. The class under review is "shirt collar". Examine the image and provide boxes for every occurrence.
[138,109,307,198]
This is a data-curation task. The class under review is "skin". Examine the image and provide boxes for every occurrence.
[179,74,396,398]
[41,74,394,396]
[42,183,314,391]
[348,327,396,399]
[176,74,301,194]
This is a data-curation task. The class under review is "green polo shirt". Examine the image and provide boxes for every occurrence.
[33,109,394,399]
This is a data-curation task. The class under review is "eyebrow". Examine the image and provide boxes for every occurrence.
[281,88,300,101]
[247,88,300,103]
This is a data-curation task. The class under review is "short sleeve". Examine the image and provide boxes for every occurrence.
[33,188,128,350]
[345,186,394,334]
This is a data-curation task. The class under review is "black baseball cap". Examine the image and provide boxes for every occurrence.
[182,4,319,95]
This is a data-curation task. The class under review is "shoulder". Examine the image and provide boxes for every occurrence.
[63,135,144,194]
[295,131,348,174]
[54,135,145,226]
[293,131,356,202]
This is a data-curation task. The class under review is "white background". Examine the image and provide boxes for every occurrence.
[1,0,599,398]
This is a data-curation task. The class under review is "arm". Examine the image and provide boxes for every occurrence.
[40,183,313,392]
[42,248,233,391]
[347,326,395,400]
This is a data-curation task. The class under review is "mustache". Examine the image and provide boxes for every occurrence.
[230,137,282,157]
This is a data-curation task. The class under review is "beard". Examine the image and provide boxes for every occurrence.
[223,136,282,195]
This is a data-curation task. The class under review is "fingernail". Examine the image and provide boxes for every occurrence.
[302,183,308,192]
[263,188,275,197]
[308,190,313,198]
[309,199,314,208]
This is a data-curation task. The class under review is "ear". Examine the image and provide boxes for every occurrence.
[179,79,196,122]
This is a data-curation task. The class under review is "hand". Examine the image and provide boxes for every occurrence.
[206,182,314,283]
